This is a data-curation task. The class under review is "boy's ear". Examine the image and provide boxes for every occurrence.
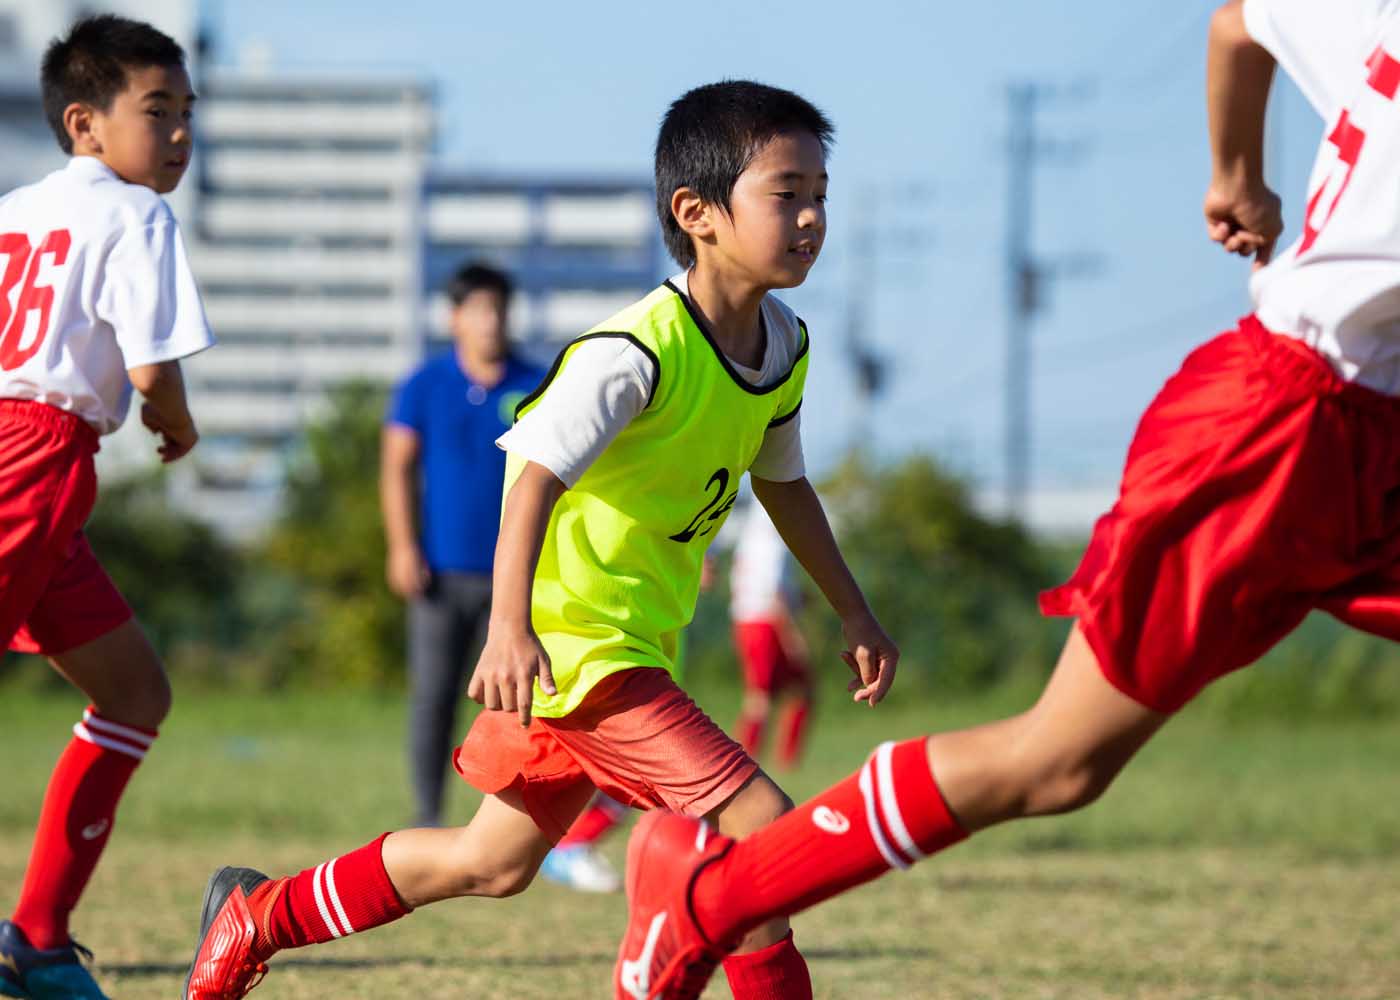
[671,186,715,242]
[63,102,101,153]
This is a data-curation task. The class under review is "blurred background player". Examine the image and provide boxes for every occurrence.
[538,793,626,892]
[0,15,213,1000]
[380,261,543,828]
[729,501,813,768]
[612,2,1400,996]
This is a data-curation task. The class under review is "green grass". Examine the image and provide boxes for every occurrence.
[1,676,1398,998]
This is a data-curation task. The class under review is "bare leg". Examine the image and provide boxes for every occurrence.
[382,783,595,907]
[47,618,171,729]
[930,624,1168,831]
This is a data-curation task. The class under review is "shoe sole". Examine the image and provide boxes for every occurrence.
[182,866,269,999]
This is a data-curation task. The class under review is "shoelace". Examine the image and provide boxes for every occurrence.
[69,941,95,966]
[228,960,268,998]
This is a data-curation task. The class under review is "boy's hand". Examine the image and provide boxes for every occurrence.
[1203,179,1282,269]
[467,627,557,727]
[387,542,430,598]
[140,403,198,463]
[839,609,899,707]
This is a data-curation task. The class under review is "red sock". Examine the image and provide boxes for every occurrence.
[694,738,967,942]
[736,714,764,756]
[722,931,812,1000]
[776,699,810,768]
[11,708,155,949]
[248,834,409,957]
[558,797,626,848]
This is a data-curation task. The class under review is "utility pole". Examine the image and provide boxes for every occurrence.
[1003,81,1097,524]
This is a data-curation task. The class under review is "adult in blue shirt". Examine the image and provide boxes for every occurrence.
[381,262,543,827]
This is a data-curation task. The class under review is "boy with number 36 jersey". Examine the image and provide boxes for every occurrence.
[187,81,898,1000]
[608,3,1400,998]
[0,14,212,1000]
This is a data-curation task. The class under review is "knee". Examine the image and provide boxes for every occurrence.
[716,778,794,838]
[1021,758,1119,817]
[100,661,172,730]
[470,859,536,899]
[741,690,772,718]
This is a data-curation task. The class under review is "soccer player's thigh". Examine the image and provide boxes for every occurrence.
[34,540,162,728]
[928,624,1169,831]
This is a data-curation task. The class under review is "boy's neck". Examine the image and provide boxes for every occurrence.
[685,263,767,369]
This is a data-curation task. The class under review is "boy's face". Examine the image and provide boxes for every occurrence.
[84,63,195,194]
[452,289,510,362]
[711,130,827,289]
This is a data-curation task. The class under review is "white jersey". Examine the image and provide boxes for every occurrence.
[729,502,797,623]
[0,156,214,434]
[1244,0,1400,393]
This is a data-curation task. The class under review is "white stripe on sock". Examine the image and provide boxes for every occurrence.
[857,759,908,870]
[325,857,355,935]
[82,710,155,747]
[311,863,343,939]
[72,723,147,761]
[874,741,925,864]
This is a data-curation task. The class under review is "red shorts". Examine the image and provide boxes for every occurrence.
[454,667,757,842]
[733,620,809,693]
[1042,316,1400,713]
[0,400,131,655]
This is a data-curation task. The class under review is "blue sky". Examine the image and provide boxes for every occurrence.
[210,0,1323,519]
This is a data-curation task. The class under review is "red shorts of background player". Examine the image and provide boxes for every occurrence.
[1042,315,1400,714]
[733,620,810,694]
[454,667,757,842]
[0,400,132,656]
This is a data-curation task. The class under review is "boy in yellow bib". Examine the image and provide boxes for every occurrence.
[185,81,898,1000]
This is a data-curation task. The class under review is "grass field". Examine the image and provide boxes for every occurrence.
[1,676,1398,999]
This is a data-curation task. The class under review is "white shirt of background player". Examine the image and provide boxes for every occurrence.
[729,501,799,625]
[1244,0,1400,393]
[0,156,215,433]
[498,271,805,486]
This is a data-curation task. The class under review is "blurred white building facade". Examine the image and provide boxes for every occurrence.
[0,1,662,537]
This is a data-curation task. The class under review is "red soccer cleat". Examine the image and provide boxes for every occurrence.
[614,811,738,1000]
[183,867,272,1000]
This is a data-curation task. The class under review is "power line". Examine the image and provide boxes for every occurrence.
[1003,81,1098,524]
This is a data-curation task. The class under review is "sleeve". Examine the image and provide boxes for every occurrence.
[97,215,216,367]
[1243,0,1390,120]
[496,337,656,488]
[385,370,424,433]
[748,407,806,483]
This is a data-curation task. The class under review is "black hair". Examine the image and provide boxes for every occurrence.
[446,262,513,306]
[654,80,834,268]
[41,15,186,154]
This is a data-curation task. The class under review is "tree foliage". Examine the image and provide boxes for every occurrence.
[259,380,404,688]
[803,454,1060,693]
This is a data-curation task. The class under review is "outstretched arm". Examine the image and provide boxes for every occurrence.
[751,475,898,706]
[467,460,566,726]
[1204,0,1283,266]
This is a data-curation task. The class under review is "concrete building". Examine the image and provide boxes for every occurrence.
[422,172,661,361]
[183,72,435,531]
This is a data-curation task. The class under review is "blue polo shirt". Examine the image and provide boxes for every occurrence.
[386,352,544,573]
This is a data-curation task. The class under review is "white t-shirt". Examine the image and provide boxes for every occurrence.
[0,156,215,433]
[1244,0,1400,392]
[499,272,806,486]
[729,502,797,623]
